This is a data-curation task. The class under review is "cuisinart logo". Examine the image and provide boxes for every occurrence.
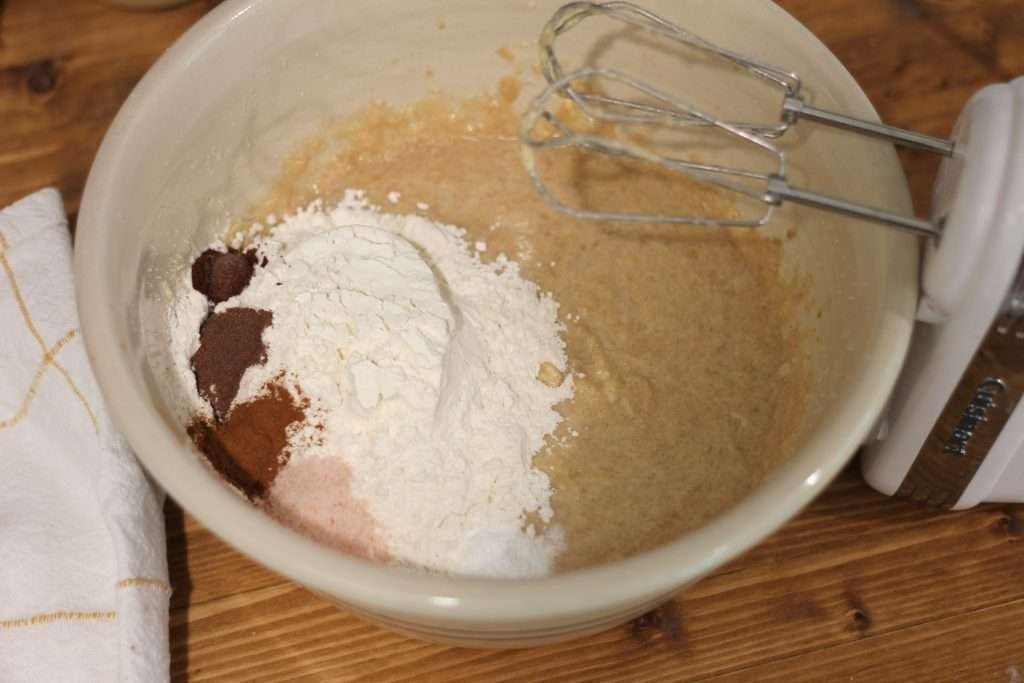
[943,378,1008,457]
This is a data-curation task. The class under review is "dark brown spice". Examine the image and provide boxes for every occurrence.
[191,248,259,304]
[190,307,272,420]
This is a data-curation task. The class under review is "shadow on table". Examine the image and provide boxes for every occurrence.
[165,499,193,681]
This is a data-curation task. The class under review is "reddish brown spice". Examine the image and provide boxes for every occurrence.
[187,383,305,499]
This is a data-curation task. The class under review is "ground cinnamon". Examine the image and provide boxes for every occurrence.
[187,383,305,499]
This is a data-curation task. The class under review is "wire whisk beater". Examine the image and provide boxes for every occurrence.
[519,1,954,238]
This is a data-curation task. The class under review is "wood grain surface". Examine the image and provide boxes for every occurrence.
[3,1,1023,681]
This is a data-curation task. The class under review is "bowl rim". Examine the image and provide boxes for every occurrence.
[75,0,919,624]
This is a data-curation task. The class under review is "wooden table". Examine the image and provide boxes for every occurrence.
[3,1,1023,680]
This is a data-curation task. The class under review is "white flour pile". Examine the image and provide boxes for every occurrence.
[168,191,574,577]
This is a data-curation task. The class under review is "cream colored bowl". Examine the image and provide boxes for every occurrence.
[75,0,918,647]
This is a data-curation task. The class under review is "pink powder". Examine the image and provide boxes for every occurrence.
[265,457,387,560]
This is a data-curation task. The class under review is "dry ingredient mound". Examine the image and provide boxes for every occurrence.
[170,191,574,577]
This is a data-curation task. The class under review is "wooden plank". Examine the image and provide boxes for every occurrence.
[0,0,220,215]
[166,502,284,612]
[168,468,1024,681]
[705,599,1024,683]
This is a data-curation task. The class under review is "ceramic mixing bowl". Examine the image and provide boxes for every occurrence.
[75,0,918,646]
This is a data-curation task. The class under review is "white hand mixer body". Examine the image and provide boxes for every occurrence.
[863,77,1024,509]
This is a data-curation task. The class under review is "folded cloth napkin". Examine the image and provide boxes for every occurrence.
[0,189,170,682]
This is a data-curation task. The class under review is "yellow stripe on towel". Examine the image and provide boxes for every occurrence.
[0,226,100,435]
[116,577,173,594]
[0,611,116,630]
[0,328,77,431]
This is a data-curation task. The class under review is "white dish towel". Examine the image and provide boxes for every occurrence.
[0,189,170,682]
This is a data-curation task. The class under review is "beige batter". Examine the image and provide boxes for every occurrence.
[232,79,809,572]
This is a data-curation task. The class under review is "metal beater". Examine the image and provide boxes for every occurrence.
[518,1,956,238]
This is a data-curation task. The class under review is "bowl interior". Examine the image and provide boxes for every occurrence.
[76,0,917,629]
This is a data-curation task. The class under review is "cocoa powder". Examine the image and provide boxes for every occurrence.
[187,383,305,499]
[191,307,272,420]
[191,248,259,304]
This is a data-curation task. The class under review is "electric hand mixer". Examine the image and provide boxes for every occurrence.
[520,1,1024,509]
